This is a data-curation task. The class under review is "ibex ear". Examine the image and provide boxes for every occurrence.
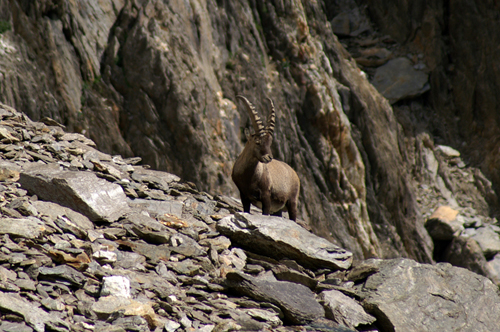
[244,128,251,140]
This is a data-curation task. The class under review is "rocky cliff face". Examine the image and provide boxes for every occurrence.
[0,0,498,266]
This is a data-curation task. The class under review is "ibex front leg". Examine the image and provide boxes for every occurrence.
[240,193,251,213]
[261,192,272,215]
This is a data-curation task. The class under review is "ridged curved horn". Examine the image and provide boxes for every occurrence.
[265,97,276,136]
[237,95,264,135]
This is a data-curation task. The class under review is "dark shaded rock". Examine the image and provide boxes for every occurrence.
[169,234,207,257]
[346,260,379,282]
[116,240,171,265]
[0,291,64,332]
[371,57,430,103]
[271,265,318,290]
[19,164,129,222]
[425,206,464,241]
[38,265,86,287]
[167,259,201,276]
[217,213,352,270]
[443,236,493,278]
[225,271,325,325]
[319,290,375,329]
[359,258,500,332]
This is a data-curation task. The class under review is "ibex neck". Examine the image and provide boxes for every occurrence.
[233,145,262,179]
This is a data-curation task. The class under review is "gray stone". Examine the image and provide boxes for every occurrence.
[93,250,118,263]
[358,258,500,332]
[443,236,492,277]
[19,163,129,222]
[199,236,231,252]
[0,321,33,332]
[487,253,500,284]
[122,211,170,233]
[0,217,48,239]
[169,234,207,257]
[167,259,201,276]
[225,271,325,324]
[0,291,64,332]
[115,251,146,269]
[217,213,352,270]
[470,226,500,259]
[319,290,376,329]
[115,240,171,265]
[127,198,184,217]
[272,264,317,290]
[38,265,86,287]
[371,57,430,103]
[41,297,65,311]
[14,278,37,291]
[131,168,180,191]
[164,320,181,332]
[33,200,94,234]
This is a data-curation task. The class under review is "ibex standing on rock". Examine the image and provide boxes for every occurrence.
[232,95,300,221]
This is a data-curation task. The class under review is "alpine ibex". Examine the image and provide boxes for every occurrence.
[232,95,300,221]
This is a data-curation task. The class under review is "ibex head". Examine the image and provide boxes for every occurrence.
[237,95,275,164]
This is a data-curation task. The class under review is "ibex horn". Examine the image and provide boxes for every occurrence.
[265,98,276,136]
[237,95,264,135]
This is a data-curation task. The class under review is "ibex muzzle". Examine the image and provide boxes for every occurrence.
[232,95,300,221]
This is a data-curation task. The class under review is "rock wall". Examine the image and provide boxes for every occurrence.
[4,0,498,264]
[362,0,500,212]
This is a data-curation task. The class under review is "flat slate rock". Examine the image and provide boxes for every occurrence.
[131,168,180,191]
[19,163,129,222]
[225,271,325,324]
[0,291,66,332]
[319,289,375,329]
[217,213,353,270]
[0,217,49,239]
[371,57,429,103]
[127,198,184,217]
[33,200,94,231]
[38,265,87,287]
[358,258,500,332]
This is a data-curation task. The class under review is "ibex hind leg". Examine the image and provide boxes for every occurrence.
[286,199,298,221]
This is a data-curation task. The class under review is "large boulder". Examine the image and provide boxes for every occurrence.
[358,258,500,332]
[19,163,129,222]
[217,213,353,270]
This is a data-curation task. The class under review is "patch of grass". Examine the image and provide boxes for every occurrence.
[0,20,11,34]
[226,60,236,70]
[93,75,102,85]
[114,55,122,67]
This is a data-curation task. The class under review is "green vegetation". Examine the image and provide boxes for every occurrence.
[0,20,11,34]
